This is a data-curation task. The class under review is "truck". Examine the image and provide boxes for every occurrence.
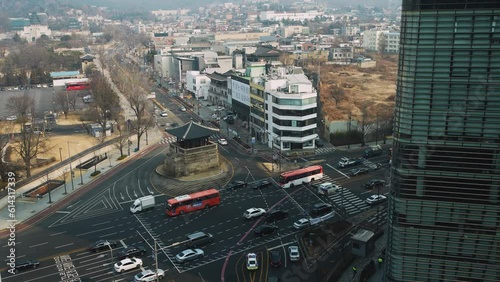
[338,157,364,168]
[130,195,155,214]
[363,145,383,158]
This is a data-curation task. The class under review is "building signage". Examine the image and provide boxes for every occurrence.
[231,80,250,106]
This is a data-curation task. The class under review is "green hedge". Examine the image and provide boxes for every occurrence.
[90,170,101,177]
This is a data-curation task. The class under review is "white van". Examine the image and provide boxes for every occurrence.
[317,182,341,195]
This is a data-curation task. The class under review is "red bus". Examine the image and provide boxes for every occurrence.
[165,188,220,216]
[66,82,89,91]
[278,165,324,188]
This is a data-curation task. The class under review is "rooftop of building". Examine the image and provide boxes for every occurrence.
[166,120,219,140]
[50,71,81,78]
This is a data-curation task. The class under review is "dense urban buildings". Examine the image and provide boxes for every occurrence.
[386,1,500,281]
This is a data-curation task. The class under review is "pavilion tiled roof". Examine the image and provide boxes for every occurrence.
[166,120,219,140]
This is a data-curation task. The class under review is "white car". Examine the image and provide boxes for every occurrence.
[159,111,168,117]
[246,253,258,270]
[134,269,165,281]
[293,218,310,229]
[6,116,17,121]
[288,246,300,261]
[218,138,228,146]
[365,194,387,205]
[243,208,266,219]
[179,107,186,112]
[114,258,143,273]
[175,249,204,263]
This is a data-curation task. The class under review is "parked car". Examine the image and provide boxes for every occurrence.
[170,122,179,127]
[254,224,278,237]
[253,180,273,189]
[348,168,370,177]
[114,258,143,273]
[159,111,168,117]
[179,106,186,112]
[89,240,117,252]
[6,115,17,121]
[265,210,288,222]
[288,246,300,261]
[218,138,228,145]
[227,180,247,190]
[134,269,165,281]
[175,249,204,263]
[243,208,266,219]
[117,245,147,260]
[270,251,282,267]
[293,218,310,229]
[364,179,386,189]
[365,195,387,205]
[310,203,333,217]
[14,260,39,273]
[246,253,258,270]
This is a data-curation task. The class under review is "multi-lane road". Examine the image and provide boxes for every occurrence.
[1,83,391,282]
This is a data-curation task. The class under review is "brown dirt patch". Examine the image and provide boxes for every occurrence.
[319,54,397,122]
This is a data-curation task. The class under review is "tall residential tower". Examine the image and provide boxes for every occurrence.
[386,1,500,281]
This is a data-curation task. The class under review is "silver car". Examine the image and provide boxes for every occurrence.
[175,248,204,263]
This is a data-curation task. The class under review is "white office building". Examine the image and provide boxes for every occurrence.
[185,71,210,99]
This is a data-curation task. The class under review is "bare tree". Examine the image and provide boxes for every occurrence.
[113,117,128,157]
[89,71,120,142]
[329,84,345,106]
[54,90,70,119]
[378,32,388,58]
[0,133,21,185]
[127,88,154,150]
[357,100,377,147]
[6,95,34,121]
[12,122,48,178]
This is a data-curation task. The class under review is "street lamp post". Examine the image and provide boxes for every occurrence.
[62,168,68,195]
[108,152,112,167]
[108,244,115,282]
[67,142,75,191]
[79,158,83,185]
[59,147,63,162]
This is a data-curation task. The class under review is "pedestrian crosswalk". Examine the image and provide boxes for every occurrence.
[159,135,177,145]
[310,175,370,216]
[315,146,336,155]
[362,159,378,169]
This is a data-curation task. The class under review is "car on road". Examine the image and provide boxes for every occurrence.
[243,208,266,219]
[311,203,333,217]
[89,239,117,252]
[114,258,143,273]
[338,157,364,168]
[265,210,288,222]
[227,180,247,190]
[315,139,324,147]
[293,218,310,229]
[348,168,370,177]
[365,194,387,205]
[288,246,300,261]
[253,180,273,189]
[254,224,278,237]
[179,106,186,112]
[218,138,228,145]
[246,253,259,270]
[14,260,39,273]
[117,245,147,260]
[6,115,17,121]
[170,122,179,127]
[159,111,168,117]
[270,251,282,267]
[364,179,386,189]
[134,269,165,281]
[175,248,204,263]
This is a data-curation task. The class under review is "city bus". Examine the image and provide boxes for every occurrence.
[165,188,220,216]
[278,165,324,188]
[66,82,89,91]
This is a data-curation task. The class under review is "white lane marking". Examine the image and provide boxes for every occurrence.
[55,243,74,249]
[326,163,350,179]
[29,242,48,248]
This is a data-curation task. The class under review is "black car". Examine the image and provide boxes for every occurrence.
[14,260,39,273]
[364,179,386,189]
[117,245,147,260]
[89,239,117,252]
[227,180,247,190]
[265,210,289,222]
[253,180,273,189]
[270,251,282,267]
[254,225,278,237]
[315,139,324,147]
[311,203,333,217]
[348,168,370,177]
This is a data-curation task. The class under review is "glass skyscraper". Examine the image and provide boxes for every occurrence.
[386,1,500,281]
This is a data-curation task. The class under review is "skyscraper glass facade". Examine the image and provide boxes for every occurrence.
[386,1,500,281]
